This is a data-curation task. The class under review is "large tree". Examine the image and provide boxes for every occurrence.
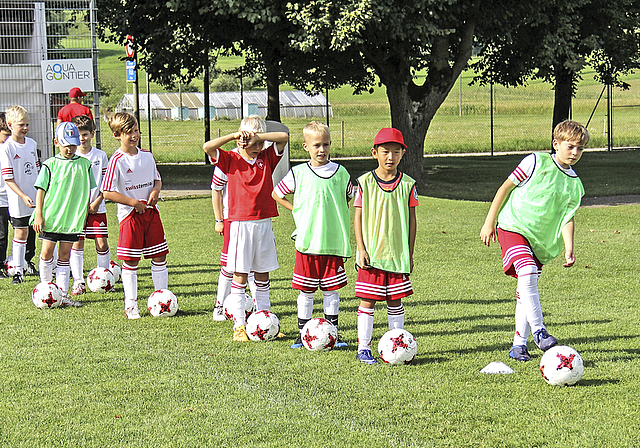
[472,0,640,129]
[287,0,523,182]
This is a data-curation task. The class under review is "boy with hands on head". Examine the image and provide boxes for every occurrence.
[203,116,288,341]
[273,121,353,348]
[480,120,588,361]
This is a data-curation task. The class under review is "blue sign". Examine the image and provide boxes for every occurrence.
[126,60,136,82]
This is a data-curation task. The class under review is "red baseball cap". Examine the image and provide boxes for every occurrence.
[373,127,406,148]
[69,87,86,98]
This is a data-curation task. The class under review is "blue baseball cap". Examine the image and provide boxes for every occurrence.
[56,122,81,147]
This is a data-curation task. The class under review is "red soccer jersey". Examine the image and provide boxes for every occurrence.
[57,102,93,122]
[214,143,282,221]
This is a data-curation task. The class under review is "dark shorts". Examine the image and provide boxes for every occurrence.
[10,215,30,228]
[39,232,80,243]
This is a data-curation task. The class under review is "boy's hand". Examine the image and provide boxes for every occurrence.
[358,250,371,269]
[22,195,35,208]
[147,189,160,207]
[133,201,147,214]
[215,221,224,235]
[563,249,575,267]
[480,223,496,247]
[88,201,99,214]
[32,215,44,234]
[237,131,255,149]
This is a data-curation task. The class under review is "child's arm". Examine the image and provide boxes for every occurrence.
[212,189,224,235]
[562,217,576,267]
[103,190,147,214]
[409,207,417,273]
[203,132,241,162]
[355,207,370,268]
[271,191,293,212]
[147,179,161,207]
[5,179,35,208]
[32,188,45,234]
[480,179,516,247]
[247,132,289,154]
[88,192,104,214]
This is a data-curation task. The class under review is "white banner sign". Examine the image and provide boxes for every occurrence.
[40,58,94,94]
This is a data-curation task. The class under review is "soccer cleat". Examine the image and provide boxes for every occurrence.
[11,273,23,284]
[533,328,558,351]
[232,325,249,342]
[508,345,531,362]
[277,331,286,338]
[61,295,84,307]
[0,268,9,279]
[290,335,303,349]
[70,281,86,296]
[212,305,226,321]
[25,260,39,276]
[356,349,377,364]
[335,335,348,348]
[125,305,141,320]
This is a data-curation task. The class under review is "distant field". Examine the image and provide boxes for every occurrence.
[97,40,640,162]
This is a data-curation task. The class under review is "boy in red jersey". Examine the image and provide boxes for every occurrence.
[354,128,418,364]
[203,116,288,341]
[102,113,169,320]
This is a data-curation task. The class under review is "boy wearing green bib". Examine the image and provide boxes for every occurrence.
[273,122,353,349]
[354,128,418,364]
[480,120,589,362]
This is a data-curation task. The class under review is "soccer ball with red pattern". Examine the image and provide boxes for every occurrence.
[86,267,115,293]
[540,345,584,386]
[301,318,338,351]
[147,289,179,317]
[32,282,64,309]
[223,294,254,321]
[109,260,121,283]
[377,329,417,364]
[4,256,20,276]
[246,310,280,341]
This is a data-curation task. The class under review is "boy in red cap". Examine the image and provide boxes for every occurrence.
[57,87,93,125]
[354,127,419,364]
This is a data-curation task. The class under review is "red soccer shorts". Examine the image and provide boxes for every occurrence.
[79,213,109,240]
[117,208,168,261]
[292,251,347,292]
[220,219,231,266]
[354,266,413,301]
[497,228,543,278]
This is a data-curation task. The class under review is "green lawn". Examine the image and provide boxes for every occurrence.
[1,192,639,447]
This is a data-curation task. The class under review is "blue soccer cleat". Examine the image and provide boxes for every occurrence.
[356,349,377,364]
[533,328,558,352]
[508,345,531,361]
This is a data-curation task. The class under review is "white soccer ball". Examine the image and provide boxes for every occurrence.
[86,267,115,293]
[540,345,584,386]
[32,282,64,309]
[246,310,280,341]
[301,317,338,351]
[109,260,121,283]
[4,256,20,276]
[147,289,179,317]
[377,329,418,364]
[223,294,255,321]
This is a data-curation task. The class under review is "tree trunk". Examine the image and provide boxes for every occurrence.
[552,61,573,129]
[264,53,281,122]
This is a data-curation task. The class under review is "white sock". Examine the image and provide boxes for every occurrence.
[322,290,340,316]
[55,259,70,294]
[229,281,247,328]
[516,264,544,334]
[151,259,168,290]
[357,306,374,351]
[122,263,138,310]
[513,290,530,346]
[70,248,84,282]
[254,279,270,311]
[39,257,55,283]
[216,267,233,307]
[96,249,111,270]
[247,272,258,298]
[12,238,26,273]
[387,303,405,330]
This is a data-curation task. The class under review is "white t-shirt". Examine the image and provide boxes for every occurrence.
[274,161,354,199]
[101,148,161,222]
[76,146,109,214]
[0,137,39,218]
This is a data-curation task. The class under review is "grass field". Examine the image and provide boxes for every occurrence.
[1,153,640,446]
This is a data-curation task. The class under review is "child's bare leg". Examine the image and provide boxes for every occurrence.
[253,271,270,311]
[387,298,405,330]
[150,254,168,290]
[95,237,110,269]
[357,298,376,351]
